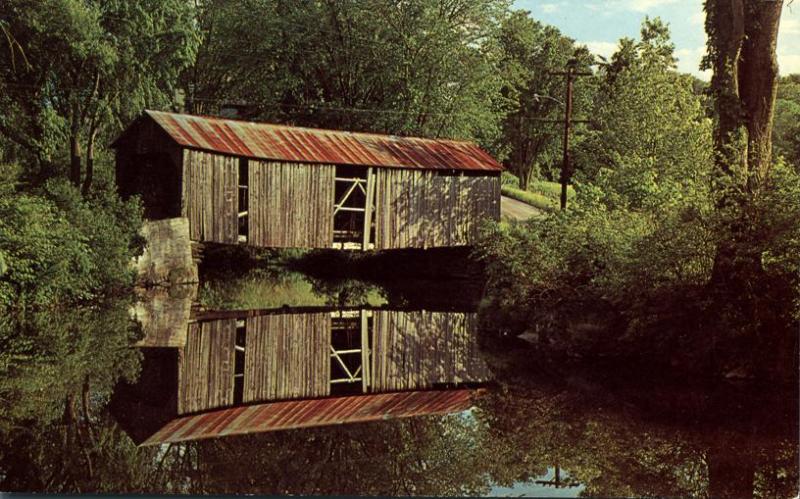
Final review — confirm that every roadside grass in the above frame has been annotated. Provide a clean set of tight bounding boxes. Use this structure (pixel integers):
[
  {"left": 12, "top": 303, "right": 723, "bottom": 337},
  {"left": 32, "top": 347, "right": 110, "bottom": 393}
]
[
  {"left": 501, "top": 172, "right": 576, "bottom": 211},
  {"left": 501, "top": 185, "right": 556, "bottom": 211},
  {"left": 532, "top": 180, "right": 575, "bottom": 200}
]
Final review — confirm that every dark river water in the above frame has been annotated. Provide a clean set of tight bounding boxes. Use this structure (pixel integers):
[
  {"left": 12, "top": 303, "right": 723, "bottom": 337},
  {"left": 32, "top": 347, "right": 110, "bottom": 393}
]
[{"left": 0, "top": 267, "right": 797, "bottom": 497}]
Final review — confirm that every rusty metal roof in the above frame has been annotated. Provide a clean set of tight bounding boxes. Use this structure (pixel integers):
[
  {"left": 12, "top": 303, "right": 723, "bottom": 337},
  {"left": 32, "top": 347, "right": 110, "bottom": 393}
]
[
  {"left": 124, "top": 110, "right": 502, "bottom": 172},
  {"left": 141, "top": 389, "right": 476, "bottom": 446}
]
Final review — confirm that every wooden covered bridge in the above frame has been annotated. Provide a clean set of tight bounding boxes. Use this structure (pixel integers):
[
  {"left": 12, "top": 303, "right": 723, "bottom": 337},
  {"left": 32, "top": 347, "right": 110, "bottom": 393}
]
[
  {"left": 118, "top": 307, "right": 491, "bottom": 445},
  {"left": 113, "top": 111, "right": 502, "bottom": 250}
]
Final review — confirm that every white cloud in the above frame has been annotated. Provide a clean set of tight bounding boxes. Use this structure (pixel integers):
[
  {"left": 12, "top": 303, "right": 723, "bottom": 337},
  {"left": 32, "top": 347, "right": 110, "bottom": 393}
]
[
  {"left": 689, "top": 10, "right": 705, "bottom": 26},
  {"left": 625, "top": 0, "right": 681, "bottom": 13},
  {"left": 779, "top": 4, "right": 800, "bottom": 75},
  {"left": 675, "top": 45, "right": 710, "bottom": 79},
  {"left": 582, "top": 40, "right": 619, "bottom": 60},
  {"left": 781, "top": 17, "right": 800, "bottom": 35},
  {"left": 540, "top": 3, "right": 560, "bottom": 13},
  {"left": 586, "top": 0, "right": 682, "bottom": 13},
  {"left": 779, "top": 54, "right": 800, "bottom": 75}
]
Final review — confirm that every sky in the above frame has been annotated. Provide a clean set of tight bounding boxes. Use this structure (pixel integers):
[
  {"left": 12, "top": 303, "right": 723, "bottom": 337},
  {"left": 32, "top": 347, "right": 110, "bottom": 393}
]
[{"left": 512, "top": 0, "right": 800, "bottom": 79}]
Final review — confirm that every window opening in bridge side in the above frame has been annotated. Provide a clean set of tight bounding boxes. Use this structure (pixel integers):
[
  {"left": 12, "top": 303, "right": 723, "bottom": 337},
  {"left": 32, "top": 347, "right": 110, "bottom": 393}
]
[
  {"left": 333, "top": 165, "right": 375, "bottom": 250},
  {"left": 238, "top": 158, "right": 249, "bottom": 243},
  {"left": 329, "top": 310, "right": 372, "bottom": 396},
  {"left": 233, "top": 319, "right": 246, "bottom": 404}
]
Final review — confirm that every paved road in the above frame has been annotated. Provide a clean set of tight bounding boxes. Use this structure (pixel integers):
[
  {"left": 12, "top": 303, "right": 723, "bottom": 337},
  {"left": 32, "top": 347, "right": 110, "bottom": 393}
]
[{"left": 500, "top": 195, "right": 543, "bottom": 221}]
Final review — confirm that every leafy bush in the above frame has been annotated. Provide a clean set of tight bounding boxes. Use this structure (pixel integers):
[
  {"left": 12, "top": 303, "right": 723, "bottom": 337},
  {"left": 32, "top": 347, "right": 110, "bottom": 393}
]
[
  {"left": 0, "top": 168, "right": 143, "bottom": 309},
  {"left": 501, "top": 171, "right": 520, "bottom": 188}
]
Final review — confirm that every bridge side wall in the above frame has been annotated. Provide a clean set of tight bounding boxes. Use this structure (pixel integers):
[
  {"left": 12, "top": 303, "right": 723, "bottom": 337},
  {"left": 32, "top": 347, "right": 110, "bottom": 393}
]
[
  {"left": 373, "top": 169, "right": 500, "bottom": 249},
  {"left": 179, "top": 148, "right": 499, "bottom": 249},
  {"left": 371, "top": 311, "right": 491, "bottom": 392},
  {"left": 243, "top": 313, "right": 331, "bottom": 403},
  {"left": 182, "top": 150, "right": 239, "bottom": 244},
  {"left": 248, "top": 160, "right": 335, "bottom": 248},
  {"left": 178, "top": 319, "right": 237, "bottom": 415}
]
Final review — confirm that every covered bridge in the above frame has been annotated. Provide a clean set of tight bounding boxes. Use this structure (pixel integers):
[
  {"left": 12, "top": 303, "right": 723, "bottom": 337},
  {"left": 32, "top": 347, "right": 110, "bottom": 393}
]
[
  {"left": 114, "top": 307, "right": 491, "bottom": 445},
  {"left": 113, "top": 110, "right": 502, "bottom": 250}
]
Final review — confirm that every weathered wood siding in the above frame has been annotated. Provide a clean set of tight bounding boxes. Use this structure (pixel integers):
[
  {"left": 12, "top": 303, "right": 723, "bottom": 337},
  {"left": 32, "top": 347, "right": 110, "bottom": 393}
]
[
  {"left": 373, "top": 170, "right": 500, "bottom": 249},
  {"left": 248, "top": 161, "right": 335, "bottom": 248},
  {"left": 371, "top": 310, "right": 491, "bottom": 392},
  {"left": 243, "top": 313, "right": 331, "bottom": 402},
  {"left": 182, "top": 150, "right": 238, "bottom": 244},
  {"left": 178, "top": 320, "right": 236, "bottom": 414}
]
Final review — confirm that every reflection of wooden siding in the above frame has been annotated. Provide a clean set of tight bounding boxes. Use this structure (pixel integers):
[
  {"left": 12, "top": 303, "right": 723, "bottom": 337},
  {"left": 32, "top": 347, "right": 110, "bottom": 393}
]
[
  {"left": 182, "top": 150, "right": 238, "bottom": 243},
  {"left": 178, "top": 320, "right": 236, "bottom": 414},
  {"left": 248, "top": 161, "right": 335, "bottom": 248},
  {"left": 373, "top": 170, "right": 500, "bottom": 249},
  {"left": 371, "top": 311, "right": 490, "bottom": 392},
  {"left": 244, "top": 313, "right": 331, "bottom": 402}
]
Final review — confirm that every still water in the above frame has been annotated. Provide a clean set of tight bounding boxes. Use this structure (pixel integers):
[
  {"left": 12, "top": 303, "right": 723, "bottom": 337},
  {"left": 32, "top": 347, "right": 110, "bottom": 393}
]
[{"left": 0, "top": 268, "right": 796, "bottom": 496}]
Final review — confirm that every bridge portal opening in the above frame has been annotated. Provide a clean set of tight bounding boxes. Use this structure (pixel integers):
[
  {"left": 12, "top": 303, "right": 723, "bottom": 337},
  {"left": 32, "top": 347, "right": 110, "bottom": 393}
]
[
  {"left": 330, "top": 310, "right": 372, "bottom": 396},
  {"left": 333, "top": 165, "right": 375, "bottom": 250}
]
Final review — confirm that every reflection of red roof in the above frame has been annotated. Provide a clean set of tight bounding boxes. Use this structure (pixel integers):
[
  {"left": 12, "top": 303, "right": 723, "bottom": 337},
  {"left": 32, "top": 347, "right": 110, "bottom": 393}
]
[
  {"left": 128, "top": 110, "right": 502, "bottom": 172},
  {"left": 142, "top": 389, "right": 475, "bottom": 446}
]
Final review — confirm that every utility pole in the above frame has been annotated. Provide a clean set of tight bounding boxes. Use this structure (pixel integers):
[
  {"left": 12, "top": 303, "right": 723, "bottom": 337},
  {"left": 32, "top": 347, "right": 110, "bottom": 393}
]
[{"left": 550, "top": 62, "right": 591, "bottom": 210}]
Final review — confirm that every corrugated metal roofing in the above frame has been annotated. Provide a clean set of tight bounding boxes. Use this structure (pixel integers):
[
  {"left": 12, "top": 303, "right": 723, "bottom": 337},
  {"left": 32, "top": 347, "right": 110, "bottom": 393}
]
[
  {"left": 141, "top": 389, "right": 475, "bottom": 446},
  {"left": 130, "top": 110, "right": 502, "bottom": 172}
]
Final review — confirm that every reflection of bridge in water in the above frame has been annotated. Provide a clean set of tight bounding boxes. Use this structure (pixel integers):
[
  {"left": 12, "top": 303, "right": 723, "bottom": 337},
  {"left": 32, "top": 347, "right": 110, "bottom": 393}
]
[{"left": 116, "top": 306, "right": 491, "bottom": 446}]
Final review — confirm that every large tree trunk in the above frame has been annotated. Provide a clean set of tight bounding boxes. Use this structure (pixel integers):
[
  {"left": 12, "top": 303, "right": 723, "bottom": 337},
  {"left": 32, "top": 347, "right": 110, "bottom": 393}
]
[{"left": 705, "top": 0, "right": 783, "bottom": 285}]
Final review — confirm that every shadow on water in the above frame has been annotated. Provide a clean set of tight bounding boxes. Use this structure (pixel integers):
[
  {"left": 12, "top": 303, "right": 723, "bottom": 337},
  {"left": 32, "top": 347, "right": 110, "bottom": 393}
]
[{"left": 0, "top": 271, "right": 796, "bottom": 496}]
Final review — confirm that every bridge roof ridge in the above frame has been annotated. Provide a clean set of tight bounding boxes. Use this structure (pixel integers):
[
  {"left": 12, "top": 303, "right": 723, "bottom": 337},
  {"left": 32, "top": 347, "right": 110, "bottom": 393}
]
[{"left": 116, "top": 109, "right": 503, "bottom": 172}]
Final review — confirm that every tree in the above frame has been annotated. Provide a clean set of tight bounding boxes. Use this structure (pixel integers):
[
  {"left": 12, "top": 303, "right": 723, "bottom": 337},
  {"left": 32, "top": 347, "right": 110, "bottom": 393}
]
[
  {"left": 0, "top": 0, "right": 198, "bottom": 191},
  {"left": 184, "top": 0, "right": 507, "bottom": 147},
  {"left": 574, "top": 19, "right": 713, "bottom": 211},
  {"left": 773, "top": 75, "right": 800, "bottom": 168},
  {"left": 703, "top": 0, "right": 784, "bottom": 284},
  {"left": 495, "top": 11, "right": 592, "bottom": 189}
]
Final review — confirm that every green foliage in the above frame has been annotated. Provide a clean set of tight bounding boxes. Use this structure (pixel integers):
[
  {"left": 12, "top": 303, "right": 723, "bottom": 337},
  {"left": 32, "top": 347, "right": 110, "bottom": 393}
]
[
  {"left": 477, "top": 18, "right": 799, "bottom": 376},
  {"left": 0, "top": 0, "right": 198, "bottom": 182},
  {"left": 500, "top": 170, "right": 520, "bottom": 188},
  {"left": 0, "top": 183, "right": 94, "bottom": 307},
  {"left": 774, "top": 75, "right": 800, "bottom": 169},
  {"left": 186, "top": 0, "right": 507, "bottom": 150},
  {"left": 492, "top": 16, "right": 715, "bottom": 294},
  {"left": 494, "top": 10, "right": 594, "bottom": 187},
  {"left": 0, "top": 304, "right": 141, "bottom": 428},
  {"left": 500, "top": 173, "right": 574, "bottom": 210},
  {"left": 532, "top": 179, "right": 574, "bottom": 200},
  {"left": 575, "top": 27, "right": 713, "bottom": 210},
  {"left": 0, "top": 168, "right": 142, "bottom": 309}
]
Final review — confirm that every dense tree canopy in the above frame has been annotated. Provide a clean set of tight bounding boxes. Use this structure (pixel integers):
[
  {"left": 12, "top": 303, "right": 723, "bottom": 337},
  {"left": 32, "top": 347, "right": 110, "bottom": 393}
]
[
  {"left": 494, "top": 11, "right": 593, "bottom": 188},
  {"left": 0, "top": 0, "right": 197, "bottom": 189},
  {"left": 774, "top": 74, "right": 800, "bottom": 168},
  {"left": 186, "top": 0, "right": 508, "bottom": 146}
]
